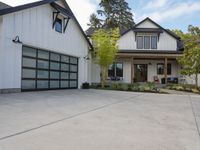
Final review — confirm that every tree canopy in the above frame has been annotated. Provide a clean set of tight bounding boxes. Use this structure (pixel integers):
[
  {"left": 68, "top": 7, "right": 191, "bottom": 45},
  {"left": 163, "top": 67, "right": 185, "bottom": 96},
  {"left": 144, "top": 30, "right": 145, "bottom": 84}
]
[
  {"left": 88, "top": 0, "right": 134, "bottom": 29},
  {"left": 173, "top": 25, "right": 200, "bottom": 87},
  {"left": 92, "top": 28, "right": 120, "bottom": 87}
]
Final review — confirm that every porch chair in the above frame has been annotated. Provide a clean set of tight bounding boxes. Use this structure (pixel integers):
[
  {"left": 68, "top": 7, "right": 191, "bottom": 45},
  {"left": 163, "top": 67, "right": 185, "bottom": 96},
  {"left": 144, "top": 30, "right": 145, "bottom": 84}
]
[{"left": 153, "top": 76, "right": 160, "bottom": 83}]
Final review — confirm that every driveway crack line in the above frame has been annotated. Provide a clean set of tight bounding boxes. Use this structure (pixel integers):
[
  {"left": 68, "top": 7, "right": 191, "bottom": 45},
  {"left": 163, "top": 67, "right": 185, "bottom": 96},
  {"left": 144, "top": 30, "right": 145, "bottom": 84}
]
[{"left": 188, "top": 95, "right": 200, "bottom": 138}]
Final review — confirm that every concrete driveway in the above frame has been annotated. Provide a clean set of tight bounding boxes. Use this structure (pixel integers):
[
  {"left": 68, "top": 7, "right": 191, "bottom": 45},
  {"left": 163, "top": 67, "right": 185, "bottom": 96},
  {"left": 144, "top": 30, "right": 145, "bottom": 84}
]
[{"left": 0, "top": 90, "right": 199, "bottom": 150}]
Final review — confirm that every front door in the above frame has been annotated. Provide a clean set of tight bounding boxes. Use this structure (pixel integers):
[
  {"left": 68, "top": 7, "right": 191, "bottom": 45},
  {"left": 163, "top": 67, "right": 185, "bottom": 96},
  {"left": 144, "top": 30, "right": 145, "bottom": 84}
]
[{"left": 134, "top": 64, "right": 148, "bottom": 82}]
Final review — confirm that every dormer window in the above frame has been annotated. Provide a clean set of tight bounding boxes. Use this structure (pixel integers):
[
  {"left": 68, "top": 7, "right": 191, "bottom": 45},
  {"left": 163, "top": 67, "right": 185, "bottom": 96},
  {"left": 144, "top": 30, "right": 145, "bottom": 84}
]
[
  {"left": 136, "top": 35, "right": 158, "bottom": 49},
  {"left": 55, "top": 18, "right": 62, "bottom": 33},
  {"left": 144, "top": 36, "right": 150, "bottom": 49},
  {"left": 151, "top": 36, "right": 157, "bottom": 49}
]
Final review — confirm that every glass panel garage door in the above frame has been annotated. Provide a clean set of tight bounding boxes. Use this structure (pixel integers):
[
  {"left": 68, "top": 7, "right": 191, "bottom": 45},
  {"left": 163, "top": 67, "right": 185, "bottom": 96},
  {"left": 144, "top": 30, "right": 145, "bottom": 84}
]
[{"left": 21, "top": 46, "right": 78, "bottom": 91}]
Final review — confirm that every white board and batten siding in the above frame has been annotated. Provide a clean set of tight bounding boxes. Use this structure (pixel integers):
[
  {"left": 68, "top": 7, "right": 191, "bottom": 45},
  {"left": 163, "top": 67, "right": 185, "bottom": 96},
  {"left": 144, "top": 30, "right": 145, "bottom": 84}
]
[
  {"left": 0, "top": 3, "right": 90, "bottom": 90},
  {"left": 119, "top": 19, "right": 178, "bottom": 51}
]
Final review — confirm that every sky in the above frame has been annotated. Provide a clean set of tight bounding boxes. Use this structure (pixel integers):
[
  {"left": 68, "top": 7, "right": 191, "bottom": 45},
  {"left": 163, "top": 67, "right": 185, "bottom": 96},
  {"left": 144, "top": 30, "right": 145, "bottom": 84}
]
[{"left": 1, "top": 0, "right": 200, "bottom": 32}]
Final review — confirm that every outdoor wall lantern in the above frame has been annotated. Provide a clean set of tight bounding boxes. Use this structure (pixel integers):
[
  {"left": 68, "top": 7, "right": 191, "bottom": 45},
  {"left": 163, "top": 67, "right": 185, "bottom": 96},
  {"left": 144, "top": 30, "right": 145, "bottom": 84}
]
[
  {"left": 84, "top": 55, "right": 90, "bottom": 60},
  {"left": 12, "top": 36, "right": 22, "bottom": 44}
]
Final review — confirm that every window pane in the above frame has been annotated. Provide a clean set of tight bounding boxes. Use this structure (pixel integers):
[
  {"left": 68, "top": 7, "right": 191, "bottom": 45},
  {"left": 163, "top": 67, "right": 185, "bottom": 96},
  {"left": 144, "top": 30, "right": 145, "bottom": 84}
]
[
  {"left": 116, "top": 63, "right": 123, "bottom": 77},
  {"left": 22, "top": 80, "right": 35, "bottom": 89},
  {"left": 23, "top": 47, "right": 36, "bottom": 57},
  {"left": 137, "top": 36, "right": 143, "bottom": 49},
  {"left": 22, "top": 69, "right": 36, "bottom": 78},
  {"left": 38, "top": 60, "right": 49, "bottom": 69},
  {"left": 70, "top": 81, "right": 77, "bottom": 88},
  {"left": 157, "top": 64, "right": 164, "bottom": 75},
  {"left": 38, "top": 50, "right": 49, "bottom": 59},
  {"left": 22, "top": 58, "right": 36, "bottom": 68},
  {"left": 50, "top": 80, "right": 59, "bottom": 88},
  {"left": 151, "top": 36, "right": 157, "bottom": 49},
  {"left": 37, "top": 70, "right": 49, "bottom": 79},
  {"left": 61, "top": 55, "right": 69, "bottom": 63},
  {"left": 144, "top": 36, "right": 150, "bottom": 49},
  {"left": 50, "top": 62, "right": 60, "bottom": 70},
  {"left": 61, "top": 63, "right": 69, "bottom": 71},
  {"left": 70, "top": 65, "right": 77, "bottom": 72},
  {"left": 108, "top": 64, "right": 115, "bottom": 77},
  {"left": 37, "top": 80, "right": 48, "bottom": 89},
  {"left": 167, "top": 64, "right": 171, "bottom": 75},
  {"left": 70, "top": 73, "right": 77, "bottom": 79},
  {"left": 50, "top": 53, "right": 60, "bottom": 61},
  {"left": 50, "top": 71, "right": 60, "bottom": 79},
  {"left": 61, "top": 81, "right": 69, "bottom": 88},
  {"left": 70, "top": 57, "right": 78, "bottom": 64},
  {"left": 55, "top": 18, "right": 62, "bottom": 33},
  {"left": 61, "top": 72, "right": 69, "bottom": 79}
]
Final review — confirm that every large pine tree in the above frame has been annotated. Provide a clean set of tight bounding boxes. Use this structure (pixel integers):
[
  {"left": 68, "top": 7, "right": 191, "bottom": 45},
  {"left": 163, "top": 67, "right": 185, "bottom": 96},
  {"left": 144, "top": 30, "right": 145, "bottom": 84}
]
[{"left": 88, "top": 0, "right": 134, "bottom": 29}]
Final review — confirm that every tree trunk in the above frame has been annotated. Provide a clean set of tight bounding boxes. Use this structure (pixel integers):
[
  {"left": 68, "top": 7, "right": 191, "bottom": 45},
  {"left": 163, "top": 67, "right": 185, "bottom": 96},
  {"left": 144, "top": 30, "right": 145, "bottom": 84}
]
[{"left": 195, "top": 73, "right": 198, "bottom": 88}]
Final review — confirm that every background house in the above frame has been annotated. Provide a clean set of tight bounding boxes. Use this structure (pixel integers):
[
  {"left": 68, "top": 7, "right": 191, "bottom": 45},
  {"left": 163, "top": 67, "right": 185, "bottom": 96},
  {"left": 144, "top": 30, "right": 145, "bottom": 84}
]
[
  {"left": 88, "top": 18, "right": 196, "bottom": 85},
  {"left": 0, "top": 0, "right": 92, "bottom": 93}
]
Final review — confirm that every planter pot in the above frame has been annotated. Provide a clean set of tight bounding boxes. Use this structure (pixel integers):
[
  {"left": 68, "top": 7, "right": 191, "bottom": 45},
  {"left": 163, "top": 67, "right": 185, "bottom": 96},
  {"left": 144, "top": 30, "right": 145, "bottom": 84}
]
[{"left": 82, "top": 83, "right": 90, "bottom": 89}]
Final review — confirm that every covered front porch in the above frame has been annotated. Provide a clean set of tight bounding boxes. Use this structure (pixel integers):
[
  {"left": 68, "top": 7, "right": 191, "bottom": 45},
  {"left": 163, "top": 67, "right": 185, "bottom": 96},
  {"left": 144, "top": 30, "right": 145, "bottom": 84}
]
[{"left": 117, "top": 51, "right": 183, "bottom": 84}]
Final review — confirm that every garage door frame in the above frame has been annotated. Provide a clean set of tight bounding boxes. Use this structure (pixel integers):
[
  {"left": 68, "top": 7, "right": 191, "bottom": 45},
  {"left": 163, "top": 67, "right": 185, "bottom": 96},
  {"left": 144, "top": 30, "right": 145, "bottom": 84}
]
[{"left": 21, "top": 45, "right": 79, "bottom": 91}]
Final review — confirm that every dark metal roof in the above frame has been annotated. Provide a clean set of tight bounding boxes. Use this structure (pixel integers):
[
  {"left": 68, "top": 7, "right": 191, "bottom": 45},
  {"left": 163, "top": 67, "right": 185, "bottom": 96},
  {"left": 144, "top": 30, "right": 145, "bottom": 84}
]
[
  {"left": 118, "top": 50, "right": 183, "bottom": 54},
  {"left": 50, "top": 2, "right": 73, "bottom": 18},
  {"left": 0, "top": 2, "right": 11, "bottom": 10},
  {"left": 0, "top": 0, "right": 57, "bottom": 16},
  {"left": 0, "top": 0, "right": 92, "bottom": 49}
]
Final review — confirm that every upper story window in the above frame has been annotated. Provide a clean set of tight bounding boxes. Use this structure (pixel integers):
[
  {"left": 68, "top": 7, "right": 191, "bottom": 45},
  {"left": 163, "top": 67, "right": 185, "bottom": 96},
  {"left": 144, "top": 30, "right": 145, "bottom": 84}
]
[
  {"left": 144, "top": 36, "right": 150, "bottom": 49},
  {"left": 137, "top": 36, "right": 143, "bottom": 49},
  {"left": 55, "top": 18, "right": 62, "bottom": 33},
  {"left": 151, "top": 36, "right": 157, "bottom": 49},
  {"left": 137, "top": 35, "right": 158, "bottom": 49}
]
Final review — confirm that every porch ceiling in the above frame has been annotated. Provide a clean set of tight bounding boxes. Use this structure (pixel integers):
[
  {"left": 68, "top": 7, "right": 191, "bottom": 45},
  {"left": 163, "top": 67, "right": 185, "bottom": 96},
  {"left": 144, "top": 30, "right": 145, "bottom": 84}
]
[{"left": 117, "top": 50, "right": 183, "bottom": 59}]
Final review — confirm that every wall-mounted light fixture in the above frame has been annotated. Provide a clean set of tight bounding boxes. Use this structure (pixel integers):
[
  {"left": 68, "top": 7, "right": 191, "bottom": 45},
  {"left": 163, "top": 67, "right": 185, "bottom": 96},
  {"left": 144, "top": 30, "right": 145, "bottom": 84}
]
[
  {"left": 84, "top": 55, "right": 90, "bottom": 60},
  {"left": 12, "top": 36, "right": 22, "bottom": 44}
]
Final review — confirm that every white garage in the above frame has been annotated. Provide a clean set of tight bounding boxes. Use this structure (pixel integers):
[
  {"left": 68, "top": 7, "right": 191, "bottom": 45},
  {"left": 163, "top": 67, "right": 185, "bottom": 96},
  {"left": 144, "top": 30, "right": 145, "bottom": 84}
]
[{"left": 0, "top": 0, "right": 92, "bottom": 93}]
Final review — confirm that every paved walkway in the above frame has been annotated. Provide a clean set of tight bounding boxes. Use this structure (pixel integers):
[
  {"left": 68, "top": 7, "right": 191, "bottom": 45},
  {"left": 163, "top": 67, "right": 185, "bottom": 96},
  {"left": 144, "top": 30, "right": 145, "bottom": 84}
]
[{"left": 0, "top": 90, "right": 199, "bottom": 150}]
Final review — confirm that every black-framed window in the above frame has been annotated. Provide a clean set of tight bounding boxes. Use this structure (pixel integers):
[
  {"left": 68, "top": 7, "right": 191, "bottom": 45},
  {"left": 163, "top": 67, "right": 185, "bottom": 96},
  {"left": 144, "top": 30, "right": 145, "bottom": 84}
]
[
  {"left": 108, "top": 62, "right": 123, "bottom": 78},
  {"left": 137, "top": 36, "right": 143, "bottom": 49},
  {"left": 157, "top": 63, "right": 171, "bottom": 75},
  {"left": 137, "top": 36, "right": 158, "bottom": 49},
  {"left": 151, "top": 36, "right": 157, "bottom": 49},
  {"left": 144, "top": 36, "right": 150, "bottom": 49},
  {"left": 55, "top": 18, "right": 62, "bottom": 33},
  {"left": 22, "top": 46, "right": 78, "bottom": 91}
]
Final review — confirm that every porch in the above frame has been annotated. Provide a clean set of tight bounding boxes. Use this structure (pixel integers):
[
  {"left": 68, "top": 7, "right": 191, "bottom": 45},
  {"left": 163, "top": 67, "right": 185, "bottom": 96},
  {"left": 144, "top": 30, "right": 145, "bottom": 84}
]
[{"left": 116, "top": 51, "right": 183, "bottom": 84}]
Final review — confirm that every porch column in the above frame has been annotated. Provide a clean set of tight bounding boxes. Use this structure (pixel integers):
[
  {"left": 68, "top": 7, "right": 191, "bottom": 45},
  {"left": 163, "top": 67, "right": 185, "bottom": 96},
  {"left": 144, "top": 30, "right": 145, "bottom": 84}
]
[
  {"left": 131, "top": 57, "right": 134, "bottom": 84},
  {"left": 164, "top": 57, "right": 168, "bottom": 84}
]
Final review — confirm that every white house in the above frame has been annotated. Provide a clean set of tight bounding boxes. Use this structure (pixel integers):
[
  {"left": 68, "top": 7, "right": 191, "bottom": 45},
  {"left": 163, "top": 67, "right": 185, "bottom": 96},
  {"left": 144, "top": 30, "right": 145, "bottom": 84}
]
[
  {"left": 0, "top": 0, "right": 92, "bottom": 93},
  {"left": 88, "top": 18, "right": 200, "bottom": 85}
]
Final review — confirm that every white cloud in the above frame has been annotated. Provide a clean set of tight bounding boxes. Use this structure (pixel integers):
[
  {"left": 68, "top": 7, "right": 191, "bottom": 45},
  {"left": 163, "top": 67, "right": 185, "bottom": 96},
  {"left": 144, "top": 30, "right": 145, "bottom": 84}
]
[
  {"left": 1, "top": 0, "right": 97, "bottom": 30},
  {"left": 139, "top": 1, "right": 200, "bottom": 23},
  {"left": 144, "top": 0, "right": 168, "bottom": 9}
]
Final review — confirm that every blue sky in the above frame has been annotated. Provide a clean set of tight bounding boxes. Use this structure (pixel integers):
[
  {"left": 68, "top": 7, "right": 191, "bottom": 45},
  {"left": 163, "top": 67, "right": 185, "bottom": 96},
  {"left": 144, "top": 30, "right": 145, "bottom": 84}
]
[{"left": 1, "top": 0, "right": 200, "bottom": 31}]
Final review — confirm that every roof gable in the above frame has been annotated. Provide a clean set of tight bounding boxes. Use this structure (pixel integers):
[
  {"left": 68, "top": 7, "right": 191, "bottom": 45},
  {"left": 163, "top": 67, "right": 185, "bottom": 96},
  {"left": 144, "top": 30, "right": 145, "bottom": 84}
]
[
  {"left": 121, "top": 17, "right": 181, "bottom": 40},
  {"left": 0, "top": 0, "right": 92, "bottom": 49}
]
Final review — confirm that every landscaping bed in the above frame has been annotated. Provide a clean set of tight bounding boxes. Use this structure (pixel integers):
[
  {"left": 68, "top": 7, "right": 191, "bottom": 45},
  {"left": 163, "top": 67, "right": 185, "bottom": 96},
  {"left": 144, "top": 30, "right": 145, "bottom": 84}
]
[
  {"left": 165, "top": 84, "right": 200, "bottom": 94},
  {"left": 90, "top": 82, "right": 167, "bottom": 94}
]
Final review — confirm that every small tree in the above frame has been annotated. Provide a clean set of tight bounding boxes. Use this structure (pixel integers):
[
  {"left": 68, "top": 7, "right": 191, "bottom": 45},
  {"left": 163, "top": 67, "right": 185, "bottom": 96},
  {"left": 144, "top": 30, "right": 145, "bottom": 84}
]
[
  {"left": 92, "top": 28, "right": 120, "bottom": 88},
  {"left": 173, "top": 25, "right": 200, "bottom": 87}
]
